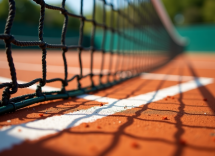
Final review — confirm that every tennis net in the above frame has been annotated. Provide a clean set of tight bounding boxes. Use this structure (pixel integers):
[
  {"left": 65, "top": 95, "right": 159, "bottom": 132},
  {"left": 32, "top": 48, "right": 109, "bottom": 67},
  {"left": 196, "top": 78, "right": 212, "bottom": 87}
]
[{"left": 0, "top": 0, "right": 185, "bottom": 114}]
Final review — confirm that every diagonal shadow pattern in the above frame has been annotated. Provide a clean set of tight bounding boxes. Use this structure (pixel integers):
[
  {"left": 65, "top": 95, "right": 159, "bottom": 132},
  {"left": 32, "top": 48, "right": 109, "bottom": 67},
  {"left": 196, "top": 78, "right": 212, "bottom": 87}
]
[{"left": 1, "top": 56, "right": 215, "bottom": 155}]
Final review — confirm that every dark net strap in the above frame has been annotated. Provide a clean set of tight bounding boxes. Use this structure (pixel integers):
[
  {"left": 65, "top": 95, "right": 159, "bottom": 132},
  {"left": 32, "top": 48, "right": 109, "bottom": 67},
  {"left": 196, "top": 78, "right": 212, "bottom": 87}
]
[{"left": 0, "top": 0, "right": 183, "bottom": 108}]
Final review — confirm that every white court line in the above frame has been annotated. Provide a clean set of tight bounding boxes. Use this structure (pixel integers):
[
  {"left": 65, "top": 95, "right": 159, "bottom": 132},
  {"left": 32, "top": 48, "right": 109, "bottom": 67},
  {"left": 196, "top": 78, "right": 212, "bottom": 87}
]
[
  {"left": 140, "top": 73, "right": 210, "bottom": 81},
  {"left": 0, "top": 61, "right": 109, "bottom": 75},
  {"left": 0, "top": 75, "right": 213, "bottom": 152},
  {"left": 0, "top": 77, "right": 60, "bottom": 92},
  {"left": 172, "top": 60, "right": 215, "bottom": 69}
]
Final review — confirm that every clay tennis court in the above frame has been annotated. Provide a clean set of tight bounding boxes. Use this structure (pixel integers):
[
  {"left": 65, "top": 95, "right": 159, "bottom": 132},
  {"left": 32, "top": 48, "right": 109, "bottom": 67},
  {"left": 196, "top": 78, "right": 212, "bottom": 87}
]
[
  {"left": 0, "top": 51, "right": 214, "bottom": 156},
  {"left": 0, "top": 0, "right": 215, "bottom": 155}
]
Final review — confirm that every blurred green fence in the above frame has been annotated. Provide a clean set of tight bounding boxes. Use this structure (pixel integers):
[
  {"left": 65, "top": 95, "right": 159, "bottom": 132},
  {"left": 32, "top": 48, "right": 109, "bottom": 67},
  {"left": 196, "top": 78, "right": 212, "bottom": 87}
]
[
  {"left": 1, "top": 21, "right": 214, "bottom": 52},
  {"left": 0, "top": 21, "right": 90, "bottom": 49},
  {"left": 93, "top": 28, "right": 170, "bottom": 52},
  {"left": 177, "top": 25, "right": 215, "bottom": 52}
]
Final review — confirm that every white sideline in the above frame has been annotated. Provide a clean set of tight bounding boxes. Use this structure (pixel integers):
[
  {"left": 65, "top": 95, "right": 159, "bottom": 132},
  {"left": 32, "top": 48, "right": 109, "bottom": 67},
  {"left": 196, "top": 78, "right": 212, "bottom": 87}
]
[
  {"left": 0, "top": 61, "right": 109, "bottom": 75},
  {"left": 0, "top": 77, "right": 60, "bottom": 92},
  {"left": 140, "top": 73, "right": 211, "bottom": 81},
  {"left": 1, "top": 61, "right": 215, "bottom": 73},
  {"left": 0, "top": 75, "right": 213, "bottom": 152}
]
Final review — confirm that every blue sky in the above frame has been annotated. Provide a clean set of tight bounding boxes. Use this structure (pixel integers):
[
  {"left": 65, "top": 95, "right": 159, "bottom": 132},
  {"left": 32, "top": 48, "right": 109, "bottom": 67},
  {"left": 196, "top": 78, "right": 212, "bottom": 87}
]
[
  {"left": 44, "top": 0, "right": 120, "bottom": 14},
  {"left": 0, "top": 0, "right": 126, "bottom": 14},
  {"left": 45, "top": 0, "right": 93, "bottom": 13},
  {"left": 0, "top": 0, "right": 127, "bottom": 14}
]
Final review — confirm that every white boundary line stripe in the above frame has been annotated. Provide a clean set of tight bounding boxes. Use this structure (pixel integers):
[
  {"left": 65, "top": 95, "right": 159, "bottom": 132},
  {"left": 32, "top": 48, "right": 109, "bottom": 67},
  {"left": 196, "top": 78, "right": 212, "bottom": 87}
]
[
  {"left": 0, "top": 61, "right": 109, "bottom": 75},
  {"left": 0, "top": 77, "right": 60, "bottom": 92},
  {"left": 0, "top": 75, "right": 213, "bottom": 152},
  {"left": 140, "top": 73, "right": 211, "bottom": 81},
  {"left": 172, "top": 61, "right": 215, "bottom": 69}
]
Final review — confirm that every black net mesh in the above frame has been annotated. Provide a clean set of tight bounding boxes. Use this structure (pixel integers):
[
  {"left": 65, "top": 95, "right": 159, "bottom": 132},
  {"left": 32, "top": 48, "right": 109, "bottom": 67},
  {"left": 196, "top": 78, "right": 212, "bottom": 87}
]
[{"left": 0, "top": 0, "right": 184, "bottom": 114}]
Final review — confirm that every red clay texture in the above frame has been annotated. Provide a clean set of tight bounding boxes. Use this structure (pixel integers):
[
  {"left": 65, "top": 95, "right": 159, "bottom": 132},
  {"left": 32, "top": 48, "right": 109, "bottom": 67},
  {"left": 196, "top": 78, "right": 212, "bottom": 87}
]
[{"left": 0, "top": 52, "right": 215, "bottom": 156}]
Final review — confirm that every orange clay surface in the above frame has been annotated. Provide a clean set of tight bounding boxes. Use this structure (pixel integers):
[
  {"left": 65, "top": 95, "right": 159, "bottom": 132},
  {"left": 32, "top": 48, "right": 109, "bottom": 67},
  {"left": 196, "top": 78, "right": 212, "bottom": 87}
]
[{"left": 0, "top": 51, "right": 215, "bottom": 156}]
